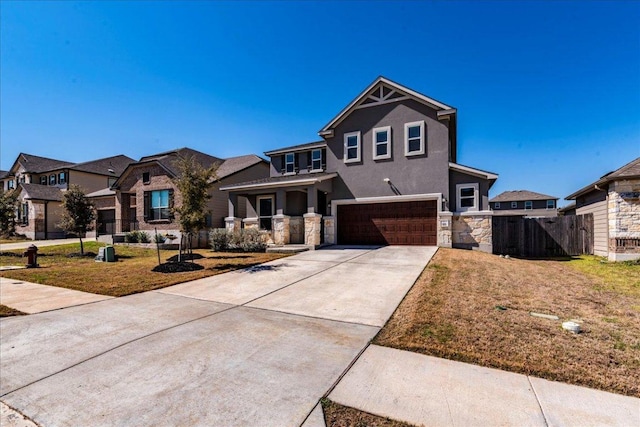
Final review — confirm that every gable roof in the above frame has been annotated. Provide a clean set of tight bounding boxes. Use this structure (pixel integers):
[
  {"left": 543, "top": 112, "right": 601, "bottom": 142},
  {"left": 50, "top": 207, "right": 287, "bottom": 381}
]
[
  {"left": 319, "top": 76, "right": 455, "bottom": 137},
  {"left": 10, "top": 153, "right": 74, "bottom": 174},
  {"left": 264, "top": 141, "right": 327, "bottom": 156},
  {"left": 490, "top": 190, "right": 558, "bottom": 203},
  {"left": 566, "top": 157, "right": 640, "bottom": 200},
  {"left": 217, "top": 154, "right": 266, "bottom": 179},
  {"left": 114, "top": 148, "right": 264, "bottom": 189},
  {"left": 18, "top": 183, "right": 63, "bottom": 202},
  {"left": 69, "top": 155, "right": 134, "bottom": 176},
  {"left": 0, "top": 170, "right": 8, "bottom": 179}
]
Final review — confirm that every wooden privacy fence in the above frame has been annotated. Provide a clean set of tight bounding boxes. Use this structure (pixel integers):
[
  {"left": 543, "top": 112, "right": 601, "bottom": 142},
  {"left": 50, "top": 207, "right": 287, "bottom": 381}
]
[{"left": 492, "top": 214, "right": 593, "bottom": 258}]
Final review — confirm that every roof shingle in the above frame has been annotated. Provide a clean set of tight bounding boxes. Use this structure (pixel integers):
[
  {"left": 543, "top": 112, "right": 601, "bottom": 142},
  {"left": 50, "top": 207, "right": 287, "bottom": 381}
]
[{"left": 490, "top": 190, "right": 558, "bottom": 202}]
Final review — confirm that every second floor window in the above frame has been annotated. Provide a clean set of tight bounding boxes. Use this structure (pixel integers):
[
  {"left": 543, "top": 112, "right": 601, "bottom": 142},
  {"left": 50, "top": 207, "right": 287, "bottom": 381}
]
[
  {"left": 311, "top": 149, "right": 323, "bottom": 171},
  {"left": 494, "top": 202, "right": 501, "bottom": 209},
  {"left": 142, "top": 172, "right": 150, "bottom": 184},
  {"left": 546, "top": 200, "right": 555, "bottom": 209},
  {"left": 373, "top": 126, "right": 391, "bottom": 160},
  {"left": 525, "top": 201, "right": 533, "bottom": 210},
  {"left": 49, "top": 174, "right": 56, "bottom": 185},
  {"left": 405, "top": 121, "right": 425, "bottom": 156},
  {"left": 58, "top": 172, "right": 66, "bottom": 184},
  {"left": 511, "top": 201, "right": 518, "bottom": 208},
  {"left": 8, "top": 180, "right": 14, "bottom": 189},
  {"left": 40, "top": 176, "right": 48, "bottom": 185},
  {"left": 285, "top": 153, "right": 295, "bottom": 174},
  {"left": 344, "top": 131, "right": 361, "bottom": 163}
]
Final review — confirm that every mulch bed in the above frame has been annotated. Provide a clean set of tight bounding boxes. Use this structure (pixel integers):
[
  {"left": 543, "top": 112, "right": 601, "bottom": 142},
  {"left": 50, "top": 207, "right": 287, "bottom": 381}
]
[{"left": 152, "top": 262, "right": 205, "bottom": 273}]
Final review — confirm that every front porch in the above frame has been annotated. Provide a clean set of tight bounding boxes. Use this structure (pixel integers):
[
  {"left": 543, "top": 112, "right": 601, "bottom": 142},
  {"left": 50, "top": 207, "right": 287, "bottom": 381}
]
[{"left": 221, "top": 173, "right": 336, "bottom": 248}]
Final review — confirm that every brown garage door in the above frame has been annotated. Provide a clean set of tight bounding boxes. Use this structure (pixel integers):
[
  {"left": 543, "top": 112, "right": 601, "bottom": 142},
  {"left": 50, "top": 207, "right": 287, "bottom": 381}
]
[{"left": 337, "top": 200, "right": 437, "bottom": 245}]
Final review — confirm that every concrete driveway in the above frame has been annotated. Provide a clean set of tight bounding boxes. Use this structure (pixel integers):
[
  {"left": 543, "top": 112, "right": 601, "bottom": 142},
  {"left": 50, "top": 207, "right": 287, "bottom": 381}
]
[{"left": 0, "top": 246, "right": 436, "bottom": 426}]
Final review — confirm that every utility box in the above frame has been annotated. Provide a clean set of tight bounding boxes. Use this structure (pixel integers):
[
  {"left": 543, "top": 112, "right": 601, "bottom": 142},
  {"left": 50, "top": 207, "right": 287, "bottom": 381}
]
[
  {"left": 96, "top": 246, "right": 116, "bottom": 262},
  {"left": 104, "top": 246, "right": 115, "bottom": 262},
  {"left": 23, "top": 244, "right": 38, "bottom": 268}
]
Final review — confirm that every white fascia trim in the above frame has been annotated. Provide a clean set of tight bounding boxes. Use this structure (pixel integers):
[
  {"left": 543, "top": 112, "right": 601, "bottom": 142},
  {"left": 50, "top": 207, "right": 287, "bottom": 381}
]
[
  {"left": 220, "top": 173, "right": 337, "bottom": 191},
  {"left": 318, "top": 76, "right": 453, "bottom": 135},
  {"left": 265, "top": 143, "right": 327, "bottom": 156},
  {"left": 449, "top": 162, "right": 498, "bottom": 180}
]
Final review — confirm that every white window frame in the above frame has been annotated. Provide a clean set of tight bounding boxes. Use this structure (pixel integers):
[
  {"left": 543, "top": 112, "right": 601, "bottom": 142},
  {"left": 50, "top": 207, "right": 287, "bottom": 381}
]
[
  {"left": 456, "top": 183, "right": 479, "bottom": 212},
  {"left": 546, "top": 200, "right": 555, "bottom": 209},
  {"left": 511, "top": 201, "right": 518, "bottom": 209},
  {"left": 58, "top": 172, "right": 66, "bottom": 184},
  {"left": 494, "top": 202, "right": 501, "bottom": 209},
  {"left": 344, "top": 131, "right": 361, "bottom": 163},
  {"left": 310, "top": 149, "right": 323, "bottom": 172},
  {"left": 525, "top": 201, "right": 533, "bottom": 210},
  {"left": 404, "top": 121, "right": 425, "bottom": 156},
  {"left": 284, "top": 153, "right": 296, "bottom": 174},
  {"left": 257, "top": 195, "right": 275, "bottom": 230},
  {"left": 372, "top": 126, "right": 392, "bottom": 160},
  {"left": 40, "top": 176, "right": 47, "bottom": 185},
  {"left": 49, "top": 174, "right": 56, "bottom": 185}
]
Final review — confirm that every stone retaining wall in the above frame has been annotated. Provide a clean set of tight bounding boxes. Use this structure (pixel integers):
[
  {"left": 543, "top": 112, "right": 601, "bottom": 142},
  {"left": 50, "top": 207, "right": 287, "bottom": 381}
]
[{"left": 451, "top": 213, "right": 492, "bottom": 253}]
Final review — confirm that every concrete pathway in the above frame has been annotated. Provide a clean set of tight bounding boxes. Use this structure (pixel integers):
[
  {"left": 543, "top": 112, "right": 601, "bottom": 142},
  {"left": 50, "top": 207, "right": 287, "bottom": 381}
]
[
  {"left": 0, "top": 277, "right": 112, "bottom": 314},
  {"left": 0, "top": 246, "right": 435, "bottom": 426},
  {"left": 329, "top": 345, "right": 640, "bottom": 427},
  {"left": 0, "top": 237, "right": 96, "bottom": 252}
]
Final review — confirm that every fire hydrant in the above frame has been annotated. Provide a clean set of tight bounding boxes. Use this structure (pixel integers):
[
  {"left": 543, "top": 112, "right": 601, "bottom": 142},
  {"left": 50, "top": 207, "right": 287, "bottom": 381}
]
[{"left": 23, "top": 244, "right": 39, "bottom": 268}]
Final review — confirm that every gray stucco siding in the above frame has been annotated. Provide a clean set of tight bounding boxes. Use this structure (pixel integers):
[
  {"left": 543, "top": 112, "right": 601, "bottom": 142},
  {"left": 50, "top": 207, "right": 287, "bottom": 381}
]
[{"left": 324, "top": 99, "right": 451, "bottom": 200}]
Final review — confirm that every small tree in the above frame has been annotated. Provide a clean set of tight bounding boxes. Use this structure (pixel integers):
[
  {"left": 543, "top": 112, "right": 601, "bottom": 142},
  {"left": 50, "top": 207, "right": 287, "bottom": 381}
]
[
  {"left": 172, "top": 155, "right": 218, "bottom": 261},
  {"left": 0, "top": 190, "right": 19, "bottom": 236},
  {"left": 58, "top": 185, "right": 96, "bottom": 255}
]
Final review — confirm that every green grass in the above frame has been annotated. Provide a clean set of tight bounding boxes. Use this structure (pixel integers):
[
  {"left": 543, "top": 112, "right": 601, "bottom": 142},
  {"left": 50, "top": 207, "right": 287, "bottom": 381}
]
[{"left": 565, "top": 255, "right": 640, "bottom": 297}]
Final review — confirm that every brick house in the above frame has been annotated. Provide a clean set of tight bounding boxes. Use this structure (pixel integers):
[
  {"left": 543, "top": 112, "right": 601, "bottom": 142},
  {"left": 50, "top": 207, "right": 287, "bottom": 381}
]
[
  {"left": 566, "top": 157, "right": 640, "bottom": 261},
  {"left": 109, "top": 147, "right": 268, "bottom": 244}
]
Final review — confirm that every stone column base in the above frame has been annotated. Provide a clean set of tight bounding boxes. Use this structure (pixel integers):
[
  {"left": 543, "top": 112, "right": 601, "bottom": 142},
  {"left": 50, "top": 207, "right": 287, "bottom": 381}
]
[
  {"left": 452, "top": 212, "right": 493, "bottom": 253},
  {"left": 437, "top": 211, "right": 453, "bottom": 248},
  {"left": 323, "top": 216, "right": 335, "bottom": 245},
  {"left": 272, "top": 215, "right": 290, "bottom": 245},
  {"left": 303, "top": 213, "right": 322, "bottom": 246},
  {"left": 225, "top": 217, "right": 242, "bottom": 231},
  {"left": 243, "top": 218, "right": 259, "bottom": 230}
]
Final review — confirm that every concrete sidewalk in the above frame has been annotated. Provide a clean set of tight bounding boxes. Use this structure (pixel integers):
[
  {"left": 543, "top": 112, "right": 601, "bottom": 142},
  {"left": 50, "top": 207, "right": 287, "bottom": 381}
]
[
  {"left": 0, "top": 277, "right": 112, "bottom": 314},
  {"left": 329, "top": 345, "right": 640, "bottom": 427},
  {"left": 0, "top": 237, "right": 96, "bottom": 252}
]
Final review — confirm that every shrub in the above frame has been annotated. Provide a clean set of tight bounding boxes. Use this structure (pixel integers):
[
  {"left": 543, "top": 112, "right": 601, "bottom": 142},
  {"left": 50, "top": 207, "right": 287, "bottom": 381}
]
[
  {"left": 124, "top": 230, "right": 151, "bottom": 243},
  {"left": 209, "top": 228, "right": 267, "bottom": 252},
  {"left": 153, "top": 233, "right": 166, "bottom": 244},
  {"left": 239, "top": 228, "right": 267, "bottom": 252},
  {"left": 210, "top": 228, "right": 229, "bottom": 251}
]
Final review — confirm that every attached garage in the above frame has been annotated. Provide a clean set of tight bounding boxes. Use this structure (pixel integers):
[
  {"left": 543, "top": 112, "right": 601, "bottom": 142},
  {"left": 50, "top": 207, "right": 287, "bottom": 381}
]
[{"left": 337, "top": 200, "right": 437, "bottom": 245}]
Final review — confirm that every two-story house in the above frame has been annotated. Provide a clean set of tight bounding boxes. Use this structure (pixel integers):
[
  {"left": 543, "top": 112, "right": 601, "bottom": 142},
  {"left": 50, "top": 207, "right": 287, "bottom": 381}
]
[
  {"left": 489, "top": 190, "right": 559, "bottom": 217},
  {"left": 5, "top": 153, "right": 134, "bottom": 239},
  {"left": 109, "top": 147, "right": 269, "bottom": 244},
  {"left": 221, "top": 77, "right": 498, "bottom": 251}
]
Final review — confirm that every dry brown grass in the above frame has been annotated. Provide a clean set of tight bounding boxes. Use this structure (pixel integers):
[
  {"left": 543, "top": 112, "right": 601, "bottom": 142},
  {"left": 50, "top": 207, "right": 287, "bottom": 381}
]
[
  {"left": 322, "top": 399, "right": 414, "bottom": 427},
  {"left": 0, "top": 304, "right": 26, "bottom": 317},
  {"left": 0, "top": 242, "right": 287, "bottom": 297},
  {"left": 374, "top": 248, "right": 640, "bottom": 397}
]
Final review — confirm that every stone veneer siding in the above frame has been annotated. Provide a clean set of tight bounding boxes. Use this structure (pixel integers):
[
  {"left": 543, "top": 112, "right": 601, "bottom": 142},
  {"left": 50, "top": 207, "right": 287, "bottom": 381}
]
[
  {"left": 451, "top": 213, "right": 492, "bottom": 253},
  {"left": 304, "top": 213, "right": 322, "bottom": 246},
  {"left": 607, "top": 179, "right": 640, "bottom": 261},
  {"left": 323, "top": 216, "right": 335, "bottom": 245}
]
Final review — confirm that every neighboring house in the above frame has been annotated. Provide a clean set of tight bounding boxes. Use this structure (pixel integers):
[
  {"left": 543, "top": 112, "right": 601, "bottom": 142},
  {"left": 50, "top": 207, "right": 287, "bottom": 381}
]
[
  {"left": 221, "top": 76, "right": 498, "bottom": 251},
  {"left": 558, "top": 203, "right": 576, "bottom": 216},
  {"left": 566, "top": 157, "right": 640, "bottom": 261},
  {"left": 0, "top": 170, "right": 9, "bottom": 192},
  {"left": 109, "top": 147, "right": 268, "bottom": 241},
  {"left": 5, "top": 153, "right": 134, "bottom": 239},
  {"left": 489, "top": 190, "right": 558, "bottom": 217}
]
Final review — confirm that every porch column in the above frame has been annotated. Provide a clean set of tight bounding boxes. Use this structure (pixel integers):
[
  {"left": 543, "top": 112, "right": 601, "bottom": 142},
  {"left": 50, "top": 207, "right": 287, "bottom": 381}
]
[
  {"left": 323, "top": 216, "right": 335, "bottom": 245},
  {"left": 306, "top": 185, "right": 317, "bottom": 214},
  {"left": 276, "top": 189, "right": 286, "bottom": 216},
  {"left": 272, "top": 214, "right": 290, "bottom": 245},
  {"left": 225, "top": 193, "right": 242, "bottom": 231},
  {"left": 304, "top": 213, "right": 322, "bottom": 246}
]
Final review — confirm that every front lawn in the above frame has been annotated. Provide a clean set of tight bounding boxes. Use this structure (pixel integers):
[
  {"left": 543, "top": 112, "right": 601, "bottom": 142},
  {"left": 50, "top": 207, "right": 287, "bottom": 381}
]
[
  {"left": 0, "top": 241, "right": 287, "bottom": 297},
  {"left": 374, "top": 249, "right": 640, "bottom": 397}
]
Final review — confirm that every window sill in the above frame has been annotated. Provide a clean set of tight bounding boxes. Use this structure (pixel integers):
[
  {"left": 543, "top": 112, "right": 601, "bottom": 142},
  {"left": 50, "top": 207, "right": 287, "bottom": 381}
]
[
  {"left": 344, "top": 158, "right": 360, "bottom": 164},
  {"left": 405, "top": 151, "right": 425, "bottom": 157},
  {"left": 373, "top": 156, "right": 392, "bottom": 161},
  {"left": 146, "top": 219, "right": 172, "bottom": 224},
  {"left": 309, "top": 169, "right": 325, "bottom": 173}
]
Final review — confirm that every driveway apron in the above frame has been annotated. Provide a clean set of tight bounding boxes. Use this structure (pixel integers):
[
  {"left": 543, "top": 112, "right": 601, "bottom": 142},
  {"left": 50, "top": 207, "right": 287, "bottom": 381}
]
[{"left": 0, "top": 246, "right": 436, "bottom": 426}]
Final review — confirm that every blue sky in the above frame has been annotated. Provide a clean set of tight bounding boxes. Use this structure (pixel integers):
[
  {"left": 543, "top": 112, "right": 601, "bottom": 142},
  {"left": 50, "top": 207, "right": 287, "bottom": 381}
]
[{"left": 1, "top": 1, "right": 639, "bottom": 204}]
